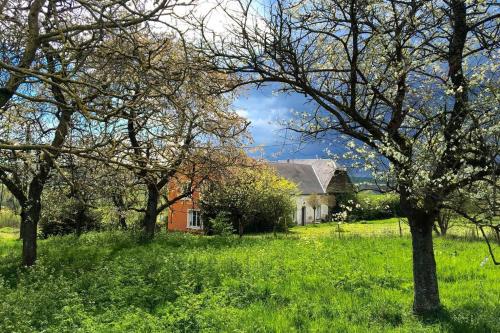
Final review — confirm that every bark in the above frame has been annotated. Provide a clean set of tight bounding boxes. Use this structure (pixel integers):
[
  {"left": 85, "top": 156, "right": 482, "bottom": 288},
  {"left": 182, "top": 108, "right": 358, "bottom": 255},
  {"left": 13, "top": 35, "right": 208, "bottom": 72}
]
[
  {"left": 0, "top": 184, "right": 4, "bottom": 212},
  {"left": 112, "top": 194, "right": 128, "bottom": 229},
  {"left": 21, "top": 181, "right": 44, "bottom": 266},
  {"left": 119, "top": 215, "right": 127, "bottom": 230},
  {"left": 75, "top": 206, "right": 85, "bottom": 236},
  {"left": 408, "top": 209, "right": 441, "bottom": 314},
  {"left": 19, "top": 207, "right": 27, "bottom": 239},
  {"left": 238, "top": 219, "right": 244, "bottom": 238},
  {"left": 0, "top": 0, "right": 46, "bottom": 109},
  {"left": 142, "top": 184, "right": 159, "bottom": 239}
]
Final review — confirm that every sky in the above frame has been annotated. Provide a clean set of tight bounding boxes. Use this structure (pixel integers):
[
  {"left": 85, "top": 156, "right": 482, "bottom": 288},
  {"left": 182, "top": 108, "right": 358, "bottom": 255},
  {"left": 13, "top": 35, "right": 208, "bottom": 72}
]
[
  {"left": 174, "top": 1, "right": 363, "bottom": 174},
  {"left": 186, "top": 2, "right": 349, "bottom": 164},
  {"left": 232, "top": 84, "right": 346, "bottom": 162}
]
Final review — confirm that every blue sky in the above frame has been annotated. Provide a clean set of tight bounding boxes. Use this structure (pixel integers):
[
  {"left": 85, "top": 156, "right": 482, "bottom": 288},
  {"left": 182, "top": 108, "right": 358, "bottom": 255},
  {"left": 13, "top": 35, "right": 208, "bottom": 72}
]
[{"left": 233, "top": 84, "right": 346, "bottom": 162}]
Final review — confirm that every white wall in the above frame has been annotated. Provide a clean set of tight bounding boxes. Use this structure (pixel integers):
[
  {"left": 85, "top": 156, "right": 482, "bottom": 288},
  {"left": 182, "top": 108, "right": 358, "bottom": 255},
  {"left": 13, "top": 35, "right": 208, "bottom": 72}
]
[{"left": 293, "top": 195, "right": 329, "bottom": 225}]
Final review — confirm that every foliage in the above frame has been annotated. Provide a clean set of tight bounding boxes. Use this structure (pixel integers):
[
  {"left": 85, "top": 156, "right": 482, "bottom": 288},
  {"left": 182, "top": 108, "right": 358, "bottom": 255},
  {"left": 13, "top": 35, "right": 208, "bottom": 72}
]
[
  {"left": 208, "top": 212, "right": 234, "bottom": 236},
  {"left": 201, "top": 165, "right": 298, "bottom": 234},
  {"left": 39, "top": 197, "right": 101, "bottom": 238},
  {"left": 0, "top": 209, "right": 19, "bottom": 229},
  {"left": 331, "top": 192, "right": 401, "bottom": 222},
  {"left": 354, "top": 192, "right": 402, "bottom": 221},
  {"left": 0, "top": 223, "right": 498, "bottom": 332}
]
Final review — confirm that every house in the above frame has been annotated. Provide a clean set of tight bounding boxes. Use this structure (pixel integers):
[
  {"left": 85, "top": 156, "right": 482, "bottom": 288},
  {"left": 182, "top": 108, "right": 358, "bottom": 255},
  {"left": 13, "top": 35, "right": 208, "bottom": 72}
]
[
  {"left": 165, "top": 181, "right": 203, "bottom": 232},
  {"left": 272, "top": 159, "right": 352, "bottom": 225},
  {"left": 164, "top": 158, "right": 352, "bottom": 231}
]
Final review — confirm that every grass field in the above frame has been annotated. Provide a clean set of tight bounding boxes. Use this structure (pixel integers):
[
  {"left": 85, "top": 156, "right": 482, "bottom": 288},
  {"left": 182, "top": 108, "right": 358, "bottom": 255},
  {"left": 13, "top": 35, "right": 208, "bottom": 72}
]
[{"left": 0, "top": 220, "right": 499, "bottom": 332}]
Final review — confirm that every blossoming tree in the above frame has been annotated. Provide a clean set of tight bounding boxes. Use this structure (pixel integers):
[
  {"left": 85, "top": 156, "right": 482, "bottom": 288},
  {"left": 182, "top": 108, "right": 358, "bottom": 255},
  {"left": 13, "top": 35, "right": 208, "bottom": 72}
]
[{"left": 197, "top": 0, "right": 499, "bottom": 313}]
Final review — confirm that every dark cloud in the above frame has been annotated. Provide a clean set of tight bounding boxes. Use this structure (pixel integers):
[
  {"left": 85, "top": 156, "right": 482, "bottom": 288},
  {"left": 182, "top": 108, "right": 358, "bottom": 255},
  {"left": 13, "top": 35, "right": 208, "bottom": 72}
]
[{"left": 233, "top": 84, "right": 335, "bottom": 160}]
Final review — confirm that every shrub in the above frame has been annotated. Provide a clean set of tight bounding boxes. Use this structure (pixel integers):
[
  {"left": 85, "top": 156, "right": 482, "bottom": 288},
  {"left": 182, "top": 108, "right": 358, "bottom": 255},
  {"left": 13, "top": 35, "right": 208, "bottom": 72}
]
[
  {"left": 332, "top": 192, "right": 402, "bottom": 221},
  {"left": 40, "top": 198, "right": 101, "bottom": 238},
  {"left": 207, "top": 212, "right": 234, "bottom": 236},
  {"left": 201, "top": 165, "right": 298, "bottom": 234},
  {"left": 352, "top": 192, "right": 402, "bottom": 220}
]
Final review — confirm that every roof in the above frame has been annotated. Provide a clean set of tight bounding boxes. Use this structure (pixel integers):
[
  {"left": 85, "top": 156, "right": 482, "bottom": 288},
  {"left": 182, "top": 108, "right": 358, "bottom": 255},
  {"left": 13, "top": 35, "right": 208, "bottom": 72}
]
[
  {"left": 275, "top": 159, "right": 346, "bottom": 191},
  {"left": 272, "top": 163, "right": 324, "bottom": 194}
]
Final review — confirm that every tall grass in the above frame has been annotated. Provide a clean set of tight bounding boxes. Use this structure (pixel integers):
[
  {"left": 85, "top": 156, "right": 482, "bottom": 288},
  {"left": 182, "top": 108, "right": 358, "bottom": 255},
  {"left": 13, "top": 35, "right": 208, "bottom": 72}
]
[
  {"left": 0, "top": 226, "right": 498, "bottom": 332},
  {"left": 0, "top": 209, "right": 19, "bottom": 228}
]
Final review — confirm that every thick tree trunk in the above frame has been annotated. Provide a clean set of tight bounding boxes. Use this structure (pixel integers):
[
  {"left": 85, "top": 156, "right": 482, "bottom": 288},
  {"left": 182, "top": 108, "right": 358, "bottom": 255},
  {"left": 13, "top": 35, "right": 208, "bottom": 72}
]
[
  {"left": 408, "top": 211, "right": 441, "bottom": 314},
  {"left": 21, "top": 199, "right": 42, "bottom": 266},
  {"left": 143, "top": 184, "right": 159, "bottom": 239}
]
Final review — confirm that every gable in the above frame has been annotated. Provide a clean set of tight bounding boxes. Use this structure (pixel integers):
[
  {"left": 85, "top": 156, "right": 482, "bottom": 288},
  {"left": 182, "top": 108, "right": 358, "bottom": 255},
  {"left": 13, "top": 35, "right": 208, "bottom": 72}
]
[
  {"left": 272, "top": 163, "right": 324, "bottom": 194},
  {"left": 326, "top": 170, "right": 353, "bottom": 193}
]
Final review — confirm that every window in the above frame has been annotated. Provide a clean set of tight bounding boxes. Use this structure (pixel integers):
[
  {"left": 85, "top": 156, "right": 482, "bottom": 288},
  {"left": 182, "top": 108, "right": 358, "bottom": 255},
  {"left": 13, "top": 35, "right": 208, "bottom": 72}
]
[{"left": 188, "top": 210, "right": 202, "bottom": 229}]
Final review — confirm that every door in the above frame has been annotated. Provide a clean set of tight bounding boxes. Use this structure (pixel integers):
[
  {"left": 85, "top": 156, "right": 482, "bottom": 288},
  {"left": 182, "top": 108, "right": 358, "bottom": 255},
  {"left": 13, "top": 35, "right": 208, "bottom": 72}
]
[{"left": 301, "top": 206, "right": 306, "bottom": 226}]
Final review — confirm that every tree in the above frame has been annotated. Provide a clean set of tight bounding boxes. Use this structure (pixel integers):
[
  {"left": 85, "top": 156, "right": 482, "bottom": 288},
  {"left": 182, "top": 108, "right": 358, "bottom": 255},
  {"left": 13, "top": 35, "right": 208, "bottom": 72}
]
[
  {"left": 445, "top": 179, "right": 500, "bottom": 263},
  {"left": 197, "top": 0, "right": 500, "bottom": 313},
  {"left": 256, "top": 168, "right": 299, "bottom": 234},
  {"left": 0, "top": 0, "right": 188, "bottom": 266},
  {"left": 320, "top": 195, "right": 336, "bottom": 221},
  {"left": 201, "top": 163, "right": 298, "bottom": 236},
  {"left": 88, "top": 33, "right": 249, "bottom": 239},
  {"left": 306, "top": 193, "right": 321, "bottom": 222},
  {"left": 201, "top": 163, "right": 258, "bottom": 237}
]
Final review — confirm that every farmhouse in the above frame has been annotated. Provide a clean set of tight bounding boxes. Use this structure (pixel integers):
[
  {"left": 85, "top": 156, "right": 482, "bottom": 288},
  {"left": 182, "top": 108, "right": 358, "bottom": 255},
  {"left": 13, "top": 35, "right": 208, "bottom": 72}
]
[
  {"left": 272, "top": 159, "right": 352, "bottom": 225},
  {"left": 165, "top": 180, "right": 203, "bottom": 232},
  {"left": 165, "top": 158, "right": 352, "bottom": 231}
]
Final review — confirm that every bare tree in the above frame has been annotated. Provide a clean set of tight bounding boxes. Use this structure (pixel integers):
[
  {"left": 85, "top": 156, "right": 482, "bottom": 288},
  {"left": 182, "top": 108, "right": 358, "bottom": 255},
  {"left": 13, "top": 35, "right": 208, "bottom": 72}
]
[
  {"left": 86, "top": 33, "right": 250, "bottom": 239},
  {"left": 0, "top": 0, "right": 190, "bottom": 266}
]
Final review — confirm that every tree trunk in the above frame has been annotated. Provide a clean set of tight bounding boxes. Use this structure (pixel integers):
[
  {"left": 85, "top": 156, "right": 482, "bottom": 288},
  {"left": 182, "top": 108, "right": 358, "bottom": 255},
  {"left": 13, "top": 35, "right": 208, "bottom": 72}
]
[
  {"left": 119, "top": 214, "right": 127, "bottom": 230},
  {"left": 21, "top": 199, "right": 42, "bottom": 266},
  {"left": 75, "top": 206, "right": 85, "bottom": 236},
  {"left": 113, "top": 194, "right": 128, "bottom": 229},
  {"left": 19, "top": 207, "right": 27, "bottom": 239},
  {"left": 0, "top": 184, "right": 4, "bottom": 212},
  {"left": 408, "top": 211, "right": 441, "bottom": 314},
  {"left": 143, "top": 184, "right": 159, "bottom": 239},
  {"left": 238, "top": 219, "right": 243, "bottom": 238}
]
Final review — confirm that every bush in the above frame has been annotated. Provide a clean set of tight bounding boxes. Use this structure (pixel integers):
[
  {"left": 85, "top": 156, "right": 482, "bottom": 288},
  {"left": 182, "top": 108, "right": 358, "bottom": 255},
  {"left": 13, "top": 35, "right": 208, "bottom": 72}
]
[
  {"left": 352, "top": 192, "right": 402, "bottom": 221},
  {"left": 207, "top": 212, "right": 234, "bottom": 236},
  {"left": 201, "top": 165, "right": 298, "bottom": 234},
  {"left": 332, "top": 192, "right": 402, "bottom": 221},
  {"left": 40, "top": 198, "right": 101, "bottom": 238}
]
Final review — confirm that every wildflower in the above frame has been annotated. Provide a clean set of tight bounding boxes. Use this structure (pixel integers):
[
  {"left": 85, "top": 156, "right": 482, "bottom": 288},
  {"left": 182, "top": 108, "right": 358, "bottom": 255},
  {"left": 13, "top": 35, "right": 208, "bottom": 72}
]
[{"left": 480, "top": 257, "right": 489, "bottom": 267}]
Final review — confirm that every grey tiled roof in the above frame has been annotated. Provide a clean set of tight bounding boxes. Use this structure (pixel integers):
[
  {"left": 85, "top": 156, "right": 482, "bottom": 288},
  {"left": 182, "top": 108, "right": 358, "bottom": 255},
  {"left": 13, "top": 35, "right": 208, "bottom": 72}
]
[
  {"left": 272, "top": 163, "right": 324, "bottom": 194},
  {"left": 272, "top": 159, "right": 350, "bottom": 195}
]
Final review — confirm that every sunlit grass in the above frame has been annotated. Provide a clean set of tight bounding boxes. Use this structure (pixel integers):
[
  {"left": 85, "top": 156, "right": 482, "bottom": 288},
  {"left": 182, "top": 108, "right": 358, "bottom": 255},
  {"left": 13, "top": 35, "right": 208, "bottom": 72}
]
[
  {"left": 0, "top": 220, "right": 498, "bottom": 332},
  {"left": 290, "top": 218, "right": 483, "bottom": 240}
]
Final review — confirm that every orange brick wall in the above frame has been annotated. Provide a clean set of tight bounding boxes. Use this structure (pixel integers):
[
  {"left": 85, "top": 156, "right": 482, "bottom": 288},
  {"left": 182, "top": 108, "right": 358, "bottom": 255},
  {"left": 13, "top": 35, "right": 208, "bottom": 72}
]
[{"left": 166, "top": 186, "right": 202, "bottom": 232}]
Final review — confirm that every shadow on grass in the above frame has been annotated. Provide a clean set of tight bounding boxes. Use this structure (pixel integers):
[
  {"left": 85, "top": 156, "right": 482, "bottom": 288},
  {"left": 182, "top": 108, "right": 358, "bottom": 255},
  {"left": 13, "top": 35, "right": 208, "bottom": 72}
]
[
  {"left": 417, "top": 306, "right": 495, "bottom": 332},
  {"left": 0, "top": 230, "right": 276, "bottom": 287}
]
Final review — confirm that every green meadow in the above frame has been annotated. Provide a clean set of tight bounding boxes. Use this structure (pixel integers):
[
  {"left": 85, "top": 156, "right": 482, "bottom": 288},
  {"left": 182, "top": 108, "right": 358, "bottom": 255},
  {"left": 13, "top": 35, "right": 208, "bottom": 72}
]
[{"left": 0, "top": 220, "right": 499, "bottom": 332}]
